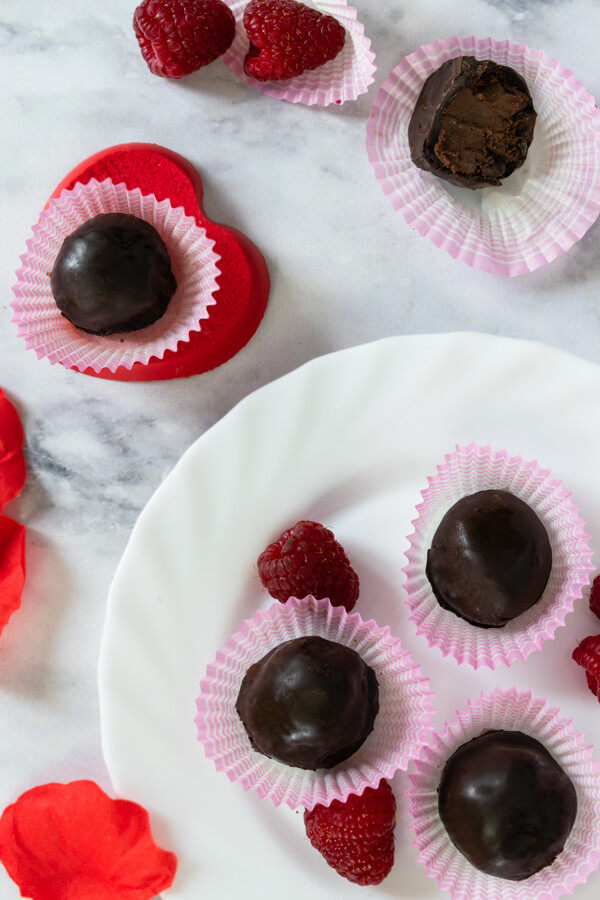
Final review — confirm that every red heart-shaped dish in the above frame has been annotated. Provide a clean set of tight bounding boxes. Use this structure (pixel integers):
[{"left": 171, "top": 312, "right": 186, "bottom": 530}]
[{"left": 46, "top": 143, "right": 270, "bottom": 381}]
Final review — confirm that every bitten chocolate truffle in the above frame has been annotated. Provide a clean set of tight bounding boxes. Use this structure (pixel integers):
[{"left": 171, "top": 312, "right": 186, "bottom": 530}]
[
  {"left": 408, "top": 56, "right": 536, "bottom": 189},
  {"left": 426, "top": 489, "right": 552, "bottom": 628},
  {"left": 438, "top": 730, "right": 577, "bottom": 881},
  {"left": 50, "top": 212, "right": 177, "bottom": 335},
  {"left": 235, "top": 635, "right": 379, "bottom": 770}
]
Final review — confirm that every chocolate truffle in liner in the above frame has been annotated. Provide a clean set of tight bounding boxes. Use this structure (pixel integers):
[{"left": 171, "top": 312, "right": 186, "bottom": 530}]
[
  {"left": 408, "top": 56, "right": 536, "bottom": 189},
  {"left": 50, "top": 213, "right": 177, "bottom": 335},
  {"left": 235, "top": 635, "right": 379, "bottom": 770},
  {"left": 426, "top": 489, "right": 552, "bottom": 628},
  {"left": 438, "top": 730, "right": 577, "bottom": 881}
]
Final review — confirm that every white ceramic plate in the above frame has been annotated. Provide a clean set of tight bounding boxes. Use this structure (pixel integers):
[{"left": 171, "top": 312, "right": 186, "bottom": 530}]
[{"left": 99, "top": 333, "right": 600, "bottom": 900}]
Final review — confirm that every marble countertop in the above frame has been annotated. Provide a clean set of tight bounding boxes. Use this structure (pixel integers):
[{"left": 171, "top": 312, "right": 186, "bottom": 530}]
[{"left": 1, "top": 0, "right": 600, "bottom": 897}]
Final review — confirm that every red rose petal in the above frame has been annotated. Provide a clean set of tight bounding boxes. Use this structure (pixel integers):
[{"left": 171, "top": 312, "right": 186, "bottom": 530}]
[
  {"left": 0, "top": 515, "right": 25, "bottom": 635},
  {"left": 0, "top": 390, "right": 24, "bottom": 463},
  {"left": 0, "top": 388, "right": 26, "bottom": 510},
  {"left": 0, "top": 449, "right": 27, "bottom": 511},
  {"left": 0, "top": 781, "right": 177, "bottom": 900}
]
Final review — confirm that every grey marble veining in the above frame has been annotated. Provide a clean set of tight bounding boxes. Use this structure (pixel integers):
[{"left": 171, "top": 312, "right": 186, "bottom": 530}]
[{"left": 1, "top": 0, "right": 600, "bottom": 896}]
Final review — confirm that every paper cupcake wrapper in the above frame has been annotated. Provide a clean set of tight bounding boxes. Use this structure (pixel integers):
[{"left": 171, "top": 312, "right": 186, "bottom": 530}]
[
  {"left": 366, "top": 36, "right": 600, "bottom": 276},
  {"left": 195, "top": 594, "right": 434, "bottom": 810},
  {"left": 407, "top": 688, "right": 600, "bottom": 900},
  {"left": 221, "top": 0, "right": 375, "bottom": 106},
  {"left": 402, "top": 443, "right": 593, "bottom": 669},
  {"left": 11, "top": 178, "right": 221, "bottom": 373}
]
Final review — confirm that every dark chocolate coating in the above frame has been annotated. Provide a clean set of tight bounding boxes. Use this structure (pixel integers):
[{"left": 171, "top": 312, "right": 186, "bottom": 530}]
[
  {"left": 51, "top": 213, "right": 177, "bottom": 335},
  {"left": 438, "top": 730, "right": 577, "bottom": 880},
  {"left": 426, "top": 489, "right": 552, "bottom": 628},
  {"left": 235, "top": 635, "right": 379, "bottom": 770},
  {"left": 408, "top": 56, "right": 536, "bottom": 189}
]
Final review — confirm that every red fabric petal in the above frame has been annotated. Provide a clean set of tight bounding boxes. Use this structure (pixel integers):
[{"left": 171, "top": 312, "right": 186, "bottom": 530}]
[
  {"left": 0, "top": 781, "right": 177, "bottom": 900},
  {"left": 0, "top": 389, "right": 26, "bottom": 510},
  {"left": 0, "top": 515, "right": 25, "bottom": 635},
  {"left": 0, "top": 390, "right": 24, "bottom": 462}
]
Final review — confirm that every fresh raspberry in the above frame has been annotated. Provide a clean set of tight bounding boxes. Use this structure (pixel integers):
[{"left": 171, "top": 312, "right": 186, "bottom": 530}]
[
  {"left": 257, "top": 520, "right": 359, "bottom": 611},
  {"left": 586, "top": 671, "right": 599, "bottom": 697},
  {"left": 304, "top": 780, "right": 396, "bottom": 885},
  {"left": 572, "top": 634, "right": 600, "bottom": 699},
  {"left": 242, "top": 0, "right": 345, "bottom": 82},
  {"left": 133, "top": 0, "right": 235, "bottom": 79},
  {"left": 589, "top": 574, "right": 600, "bottom": 619}
]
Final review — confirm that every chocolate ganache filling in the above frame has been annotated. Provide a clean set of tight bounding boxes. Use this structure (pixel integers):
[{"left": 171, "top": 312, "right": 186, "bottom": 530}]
[{"left": 408, "top": 56, "right": 536, "bottom": 189}]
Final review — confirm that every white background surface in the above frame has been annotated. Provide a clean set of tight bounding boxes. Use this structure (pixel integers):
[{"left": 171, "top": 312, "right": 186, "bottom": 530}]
[{"left": 1, "top": 1, "right": 600, "bottom": 898}]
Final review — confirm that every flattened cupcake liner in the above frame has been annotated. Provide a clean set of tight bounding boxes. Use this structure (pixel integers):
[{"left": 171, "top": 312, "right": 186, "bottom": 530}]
[
  {"left": 222, "top": 0, "right": 375, "bottom": 106},
  {"left": 407, "top": 688, "right": 600, "bottom": 900},
  {"left": 11, "top": 178, "right": 221, "bottom": 373},
  {"left": 366, "top": 36, "right": 600, "bottom": 276},
  {"left": 195, "top": 595, "right": 434, "bottom": 810},
  {"left": 402, "top": 443, "right": 593, "bottom": 669}
]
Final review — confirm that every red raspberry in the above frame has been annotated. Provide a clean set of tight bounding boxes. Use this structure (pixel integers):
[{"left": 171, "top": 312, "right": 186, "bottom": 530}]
[
  {"left": 572, "top": 634, "right": 600, "bottom": 699},
  {"left": 133, "top": 0, "right": 235, "bottom": 79},
  {"left": 257, "top": 520, "right": 359, "bottom": 611},
  {"left": 589, "top": 574, "right": 600, "bottom": 619},
  {"left": 586, "top": 671, "right": 599, "bottom": 697},
  {"left": 304, "top": 780, "right": 396, "bottom": 885},
  {"left": 242, "top": 0, "right": 345, "bottom": 82}
]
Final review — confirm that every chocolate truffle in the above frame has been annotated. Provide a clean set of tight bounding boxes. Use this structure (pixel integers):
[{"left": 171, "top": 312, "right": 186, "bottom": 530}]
[
  {"left": 408, "top": 56, "right": 536, "bottom": 189},
  {"left": 438, "top": 730, "right": 577, "bottom": 880},
  {"left": 426, "top": 489, "right": 552, "bottom": 628},
  {"left": 50, "top": 212, "right": 177, "bottom": 335},
  {"left": 235, "top": 635, "right": 379, "bottom": 770}
]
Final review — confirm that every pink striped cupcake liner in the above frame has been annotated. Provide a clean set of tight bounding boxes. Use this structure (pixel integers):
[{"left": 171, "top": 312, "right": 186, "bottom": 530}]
[
  {"left": 366, "top": 36, "right": 600, "bottom": 276},
  {"left": 222, "top": 0, "right": 375, "bottom": 106},
  {"left": 11, "top": 178, "right": 220, "bottom": 373},
  {"left": 195, "top": 595, "right": 434, "bottom": 810},
  {"left": 402, "top": 443, "right": 593, "bottom": 669},
  {"left": 407, "top": 688, "right": 600, "bottom": 900}
]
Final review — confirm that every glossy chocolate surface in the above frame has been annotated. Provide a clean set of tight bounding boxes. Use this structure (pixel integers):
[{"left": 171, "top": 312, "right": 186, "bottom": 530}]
[
  {"left": 426, "top": 489, "right": 552, "bottom": 628},
  {"left": 235, "top": 635, "right": 379, "bottom": 770},
  {"left": 51, "top": 212, "right": 177, "bottom": 335},
  {"left": 408, "top": 56, "right": 536, "bottom": 189},
  {"left": 438, "top": 730, "right": 577, "bottom": 880}
]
